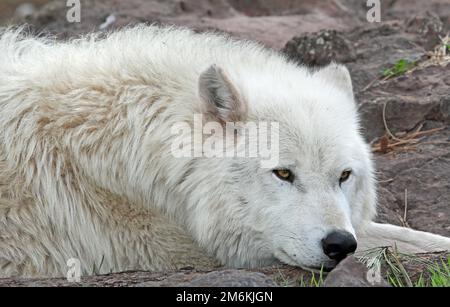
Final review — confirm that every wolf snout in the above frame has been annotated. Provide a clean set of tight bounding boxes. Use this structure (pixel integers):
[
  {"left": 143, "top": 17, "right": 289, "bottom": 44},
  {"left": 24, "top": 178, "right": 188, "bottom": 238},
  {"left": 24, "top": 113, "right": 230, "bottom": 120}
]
[{"left": 321, "top": 230, "right": 357, "bottom": 262}]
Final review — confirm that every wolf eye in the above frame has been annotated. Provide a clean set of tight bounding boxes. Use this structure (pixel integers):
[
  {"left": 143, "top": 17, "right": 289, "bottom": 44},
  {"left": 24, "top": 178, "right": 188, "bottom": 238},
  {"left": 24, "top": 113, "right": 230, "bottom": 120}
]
[
  {"left": 339, "top": 170, "right": 352, "bottom": 185},
  {"left": 273, "top": 169, "right": 294, "bottom": 183}
]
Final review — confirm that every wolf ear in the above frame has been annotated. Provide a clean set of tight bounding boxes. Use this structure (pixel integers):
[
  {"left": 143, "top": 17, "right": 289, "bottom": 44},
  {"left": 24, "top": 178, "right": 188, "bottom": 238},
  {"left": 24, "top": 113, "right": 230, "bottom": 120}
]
[
  {"left": 315, "top": 63, "right": 354, "bottom": 98},
  {"left": 199, "top": 65, "right": 247, "bottom": 123}
]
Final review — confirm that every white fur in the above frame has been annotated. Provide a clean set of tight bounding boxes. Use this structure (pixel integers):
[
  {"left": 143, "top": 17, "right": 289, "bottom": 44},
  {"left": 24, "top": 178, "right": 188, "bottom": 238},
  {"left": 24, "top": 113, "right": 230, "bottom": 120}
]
[{"left": 0, "top": 25, "right": 449, "bottom": 277}]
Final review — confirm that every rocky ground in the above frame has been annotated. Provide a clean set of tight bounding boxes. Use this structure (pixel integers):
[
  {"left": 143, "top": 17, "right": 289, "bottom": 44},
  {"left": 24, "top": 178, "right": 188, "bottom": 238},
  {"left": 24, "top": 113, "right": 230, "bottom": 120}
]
[{"left": 0, "top": 0, "right": 449, "bottom": 286}]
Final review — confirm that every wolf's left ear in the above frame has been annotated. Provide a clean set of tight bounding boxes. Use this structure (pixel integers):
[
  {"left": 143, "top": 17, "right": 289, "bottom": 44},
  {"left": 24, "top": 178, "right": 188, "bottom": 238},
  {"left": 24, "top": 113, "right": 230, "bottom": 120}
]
[
  {"left": 199, "top": 65, "right": 247, "bottom": 123},
  {"left": 315, "top": 63, "right": 354, "bottom": 98}
]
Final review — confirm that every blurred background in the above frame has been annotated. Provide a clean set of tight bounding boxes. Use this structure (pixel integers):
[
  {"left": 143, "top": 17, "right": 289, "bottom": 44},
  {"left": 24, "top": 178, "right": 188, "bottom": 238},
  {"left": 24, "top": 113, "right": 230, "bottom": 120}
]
[
  {"left": 0, "top": 0, "right": 46, "bottom": 22},
  {"left": 0, "top": 0, "right": 449, "bottom": 48}
]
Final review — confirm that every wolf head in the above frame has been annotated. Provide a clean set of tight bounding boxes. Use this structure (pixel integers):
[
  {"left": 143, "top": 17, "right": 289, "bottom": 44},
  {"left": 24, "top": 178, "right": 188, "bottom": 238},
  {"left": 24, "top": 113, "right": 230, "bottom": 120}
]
[{"left": 182, "top": 62, "right": 376, "bottom": 270}]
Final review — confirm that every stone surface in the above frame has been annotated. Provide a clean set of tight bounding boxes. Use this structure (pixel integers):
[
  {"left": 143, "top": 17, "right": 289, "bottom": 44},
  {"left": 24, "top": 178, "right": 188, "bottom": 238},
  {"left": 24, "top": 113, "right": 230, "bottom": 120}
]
[
  {"left": 0, "top": 266, "right": 295, "bottom": 287},
  {"left": 136, "top": 270, "right": 277, "bottom": 287},
  {"left": 283, "top": 29, "right": 356, "bottom": 66},
  {"left": 323, "top": 257, "right": 389, "bottom": 287}
]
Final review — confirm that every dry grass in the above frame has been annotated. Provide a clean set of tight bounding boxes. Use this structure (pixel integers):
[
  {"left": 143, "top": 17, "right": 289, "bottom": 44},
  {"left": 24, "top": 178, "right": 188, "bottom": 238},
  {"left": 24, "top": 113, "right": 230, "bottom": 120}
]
[
  {"left": 361, "top": 247, "right": 450, "bottom": 287},
  {"left": 372, "top": 100, "right": 447, "bottom": 154}
]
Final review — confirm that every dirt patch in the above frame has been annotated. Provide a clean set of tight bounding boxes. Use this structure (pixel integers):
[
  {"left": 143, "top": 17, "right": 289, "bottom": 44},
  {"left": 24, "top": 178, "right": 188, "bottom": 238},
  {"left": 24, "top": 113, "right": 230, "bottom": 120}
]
[
  {"left": 0, "top": 265, "right": 301, "bottom": 287},
  {"left": 1, "top": 0, "right": 364, "bottom": 49}
]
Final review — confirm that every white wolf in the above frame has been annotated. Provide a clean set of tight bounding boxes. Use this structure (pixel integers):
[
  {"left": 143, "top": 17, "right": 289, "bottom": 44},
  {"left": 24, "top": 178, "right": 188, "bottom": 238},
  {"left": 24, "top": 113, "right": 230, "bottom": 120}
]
[{"left": 0, "top": 25, "right": 449, "bottom": 278}]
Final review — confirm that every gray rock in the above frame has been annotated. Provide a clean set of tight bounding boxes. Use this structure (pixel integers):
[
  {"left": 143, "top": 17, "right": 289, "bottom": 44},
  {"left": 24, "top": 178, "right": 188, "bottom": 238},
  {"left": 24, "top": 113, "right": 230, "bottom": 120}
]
[
  {"left": 184, "top": 270, "right": 276, "bottom": 287},
  {"left": 0, "top": 269, "right": 278, "bottom": 287},
  {"left": 323, "top": 257, "right": 389, "bottom": 287},
  {"left": 405, "top": 12, "right": 444, "bottom": 50},
  {"left": 283, "top": 30, "right": 356, "bottom": 67},
  {"left": 133, "top": 270, "right": 277, "bottom": 287}
]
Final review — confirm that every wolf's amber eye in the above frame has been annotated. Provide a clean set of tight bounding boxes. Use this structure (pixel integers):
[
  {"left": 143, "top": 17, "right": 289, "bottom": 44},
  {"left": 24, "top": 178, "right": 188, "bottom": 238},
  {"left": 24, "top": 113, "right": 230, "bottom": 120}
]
[
  {"left": 339, "top": 170, "right": 352, "bottom": 184},
  {"left": 273, "top": 169, "right": 294, "bottom": 182}
]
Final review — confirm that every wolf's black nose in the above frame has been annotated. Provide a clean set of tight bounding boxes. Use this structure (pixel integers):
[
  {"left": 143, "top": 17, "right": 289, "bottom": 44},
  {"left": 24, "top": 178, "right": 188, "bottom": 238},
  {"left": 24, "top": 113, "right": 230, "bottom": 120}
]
[{"left": 322, "top": 230, "right": 357, "bottom": 262}]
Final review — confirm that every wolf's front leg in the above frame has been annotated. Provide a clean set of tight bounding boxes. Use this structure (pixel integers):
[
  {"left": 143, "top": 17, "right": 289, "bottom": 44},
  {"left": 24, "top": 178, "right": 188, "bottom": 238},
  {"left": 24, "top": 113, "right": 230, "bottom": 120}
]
[{"left": 356, "top": 222, "right": 450, "bottom": 254}]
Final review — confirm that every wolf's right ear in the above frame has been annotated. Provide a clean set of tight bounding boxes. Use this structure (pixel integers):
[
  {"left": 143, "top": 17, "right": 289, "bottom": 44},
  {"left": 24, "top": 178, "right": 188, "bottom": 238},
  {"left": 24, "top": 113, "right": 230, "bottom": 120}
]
[
  {"left": 315, "top": 63, "right": 354, "bottom": 98},
  {"left": 199, "top": 65, "right": 247, "bottom": 124}
]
